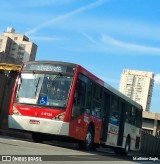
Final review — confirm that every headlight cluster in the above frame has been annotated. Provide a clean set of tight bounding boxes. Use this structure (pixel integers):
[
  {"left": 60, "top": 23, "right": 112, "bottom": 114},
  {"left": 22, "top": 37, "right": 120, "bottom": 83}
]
[
  {"left": 52, "top": 112, "right": 65, "bottom": 121},
  {"left": 12, "top": 106, "right": 21, "bottom": 115}
]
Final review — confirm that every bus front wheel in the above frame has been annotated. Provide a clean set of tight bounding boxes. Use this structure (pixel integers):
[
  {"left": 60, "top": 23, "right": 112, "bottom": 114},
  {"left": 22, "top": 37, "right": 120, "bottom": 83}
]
[{"left": 79, "top": 126, "right": 95, "bottom": 151}]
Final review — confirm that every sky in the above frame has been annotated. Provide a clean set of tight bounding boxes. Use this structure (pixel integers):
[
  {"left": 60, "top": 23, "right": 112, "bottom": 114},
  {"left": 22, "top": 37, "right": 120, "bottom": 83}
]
[{"left": 0, "top": 0, "right": 160, "bottom": 113}]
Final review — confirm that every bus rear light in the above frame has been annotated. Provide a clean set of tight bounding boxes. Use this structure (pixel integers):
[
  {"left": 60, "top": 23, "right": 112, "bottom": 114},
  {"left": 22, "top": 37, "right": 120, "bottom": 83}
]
[
  {"left": 12, "top": 106, "right": 21, "bottom": 116},
  {"left": 52, "top": 112, "right": 65, "bottom": 121}
]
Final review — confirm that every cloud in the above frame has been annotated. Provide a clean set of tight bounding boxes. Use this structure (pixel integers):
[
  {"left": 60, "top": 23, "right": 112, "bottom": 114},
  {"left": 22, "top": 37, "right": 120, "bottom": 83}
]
[
  {"left": 35, "top": 17, "right": 160, "bottom": 41},
  {"left": 74, "top": 33, "right": 160, "bottom": 56},
  {"left": 155, "top": 74, "right": 160, "bottom": 85},
  {"left": 25, "top": 0, "right": 108, "bottom": 35},
  {"left": 81, "top": 32, "right": 97, "bottom": 44},
  {"left": 101, "top": 34, "right": 160, "bottom": 55}
]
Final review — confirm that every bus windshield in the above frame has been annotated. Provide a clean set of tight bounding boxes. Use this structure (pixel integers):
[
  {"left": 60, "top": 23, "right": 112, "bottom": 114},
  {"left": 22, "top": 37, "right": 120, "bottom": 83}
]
[{"left": 14, "top": 73, "right": 73, "bottom": 108}]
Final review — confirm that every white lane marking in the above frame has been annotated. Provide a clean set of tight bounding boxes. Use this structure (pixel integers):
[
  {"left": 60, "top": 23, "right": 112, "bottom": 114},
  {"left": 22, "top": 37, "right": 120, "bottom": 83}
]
[{"left": 11, "top": 139, "right": 28, "bottom": 143}]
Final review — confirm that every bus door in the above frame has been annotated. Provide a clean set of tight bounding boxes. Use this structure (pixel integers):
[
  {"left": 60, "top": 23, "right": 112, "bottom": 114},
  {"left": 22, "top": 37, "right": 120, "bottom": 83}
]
[
  {"left": 117, "top": 101, "right": 125, "bottom": 146},
  {"left": 101, "top": 92, "right": 111, "bottom": 142}
]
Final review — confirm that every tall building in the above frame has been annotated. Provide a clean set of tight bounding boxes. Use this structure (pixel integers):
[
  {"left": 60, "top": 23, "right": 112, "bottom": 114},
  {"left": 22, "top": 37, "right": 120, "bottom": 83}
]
[
  {"left": 119, "top": 69, "right": 154, "bottom": 111},
  {"left": 0, "top": 27, "right": 37, "bottom": 64}
]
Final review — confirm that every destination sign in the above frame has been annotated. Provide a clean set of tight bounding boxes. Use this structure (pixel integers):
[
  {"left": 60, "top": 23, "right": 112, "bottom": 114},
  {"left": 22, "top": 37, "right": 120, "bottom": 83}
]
[
  {"left": 22, "top": 64, "right": 75, "bottom": 73},
  {"left": 38, "top": 65, "right": 62, "bottom": 72}
]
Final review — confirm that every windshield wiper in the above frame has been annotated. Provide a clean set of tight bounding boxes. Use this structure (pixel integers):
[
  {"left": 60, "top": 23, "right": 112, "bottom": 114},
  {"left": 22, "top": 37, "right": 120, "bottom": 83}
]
[
  {"left": 35, "top": 77, "right": 40, "bottom": 96},
  {"left": 16, "top": 74, "right": 22, "bottom": 95},
  {"left": 46, "top": 73, "right": 63, "bottom": 95}
]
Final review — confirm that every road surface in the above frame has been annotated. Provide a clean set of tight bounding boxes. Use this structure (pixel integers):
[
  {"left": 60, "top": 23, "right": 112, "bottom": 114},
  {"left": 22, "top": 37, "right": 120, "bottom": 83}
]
[{"left": 0, "top": 134, "right": 159, "bottom": 164}]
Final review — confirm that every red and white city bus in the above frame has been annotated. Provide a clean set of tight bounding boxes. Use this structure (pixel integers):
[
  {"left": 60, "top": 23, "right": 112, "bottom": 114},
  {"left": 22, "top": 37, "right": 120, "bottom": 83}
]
[{"left": 8, "top": 61, "right": 142, "bottom": 155}]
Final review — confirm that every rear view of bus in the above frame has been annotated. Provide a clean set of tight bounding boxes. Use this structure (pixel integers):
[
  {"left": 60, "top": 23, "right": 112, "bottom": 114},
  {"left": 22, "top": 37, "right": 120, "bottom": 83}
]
[{"left": 8, "top": 61, "right": 76, "bottom": 142}]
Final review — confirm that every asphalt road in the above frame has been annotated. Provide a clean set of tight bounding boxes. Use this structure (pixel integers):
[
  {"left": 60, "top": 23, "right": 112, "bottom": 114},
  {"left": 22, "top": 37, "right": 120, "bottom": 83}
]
[{"left": 0, "top": 132, "right": 159, "bottom": 164}]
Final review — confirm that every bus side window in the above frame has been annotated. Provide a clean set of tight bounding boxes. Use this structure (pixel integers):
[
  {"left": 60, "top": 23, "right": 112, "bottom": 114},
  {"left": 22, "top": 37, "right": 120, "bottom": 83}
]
[
  {"left": 126, "top": 105, "right": 132, "bottom": 123},
  {"left": 92, "top": 101, "right": 101, "bottom": 118},
  {"left": 92, "top": 83, "right": 102, "bottom": 118},
  {"left": 77, "top": 80, "right": 86, "bottom": 107},
  {"left": 72, "top": 80, "right": 86, "bottom": 118},
  {"left": 85, "top": 80, "right": 93, "bottom": 114},
  {"left": 131, "top": 107, "right": 136, "bottom": 126},
  {"left": 136, "top": 109, "right": 142, "bottom": 128},
  {"left": 110, "top": 96, "right": 119, "bottom": 125}
]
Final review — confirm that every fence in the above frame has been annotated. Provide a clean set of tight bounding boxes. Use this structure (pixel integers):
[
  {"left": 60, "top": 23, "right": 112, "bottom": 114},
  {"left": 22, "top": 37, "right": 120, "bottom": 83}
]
[{"left": 140, "top": 130, "right": 160, "bottom": 156}]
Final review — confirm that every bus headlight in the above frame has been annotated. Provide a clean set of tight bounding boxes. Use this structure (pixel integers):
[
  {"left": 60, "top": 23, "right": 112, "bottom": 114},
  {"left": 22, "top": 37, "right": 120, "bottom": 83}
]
[
  {"left": 52, "top": 112, "right": 65, "bottom": 121},
  {"left": 12, "top": 106, "right": 21, "bottom": 115}
]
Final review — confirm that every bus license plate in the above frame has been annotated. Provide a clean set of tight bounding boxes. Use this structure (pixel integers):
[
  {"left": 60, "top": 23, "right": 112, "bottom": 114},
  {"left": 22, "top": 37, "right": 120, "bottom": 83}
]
[{"left": 29, "top": 120, "right": 40, "bottom": 125}]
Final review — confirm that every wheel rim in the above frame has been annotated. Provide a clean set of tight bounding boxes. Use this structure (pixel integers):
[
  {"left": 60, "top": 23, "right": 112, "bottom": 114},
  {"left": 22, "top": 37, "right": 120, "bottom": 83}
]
[
  {"left": 126, "top": 143, "right": 129, "bottom": 152},
  {"left": 125, "top": 140, "right": 130, "bottom": 154},
  {"left": 86, "top": 131, "right": 92, "bottom": 147}
]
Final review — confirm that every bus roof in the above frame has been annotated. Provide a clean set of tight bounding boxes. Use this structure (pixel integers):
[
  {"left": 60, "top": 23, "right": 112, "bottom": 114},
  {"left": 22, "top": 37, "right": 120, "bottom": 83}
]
[
  {"left": 104, "top": 82, "right": 142, "bottom": 110},
  {"left": 23, "top": 60, "right": 77, "bottom": 67},
  {"left": 77, "top": 64, "right": 142, "bottom": 110}
]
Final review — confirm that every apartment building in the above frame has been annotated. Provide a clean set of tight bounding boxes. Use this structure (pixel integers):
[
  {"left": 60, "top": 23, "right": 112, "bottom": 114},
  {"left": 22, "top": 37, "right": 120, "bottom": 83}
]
[
  {"left": 0, "top": 27, "right": 37, "bottom": 64},
  {"left": 119, "top": 69, "right": 154, "bottom": 111}
]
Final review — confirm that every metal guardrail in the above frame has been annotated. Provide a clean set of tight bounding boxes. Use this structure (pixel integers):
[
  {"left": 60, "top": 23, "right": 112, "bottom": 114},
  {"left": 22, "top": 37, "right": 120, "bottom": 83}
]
[{"left": 140, "top": 130, "right": 160, "bottom": 155}]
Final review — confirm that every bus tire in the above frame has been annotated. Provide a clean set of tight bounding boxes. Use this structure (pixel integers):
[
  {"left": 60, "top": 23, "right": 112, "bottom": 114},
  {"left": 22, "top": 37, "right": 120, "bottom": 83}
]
[
  {"left": 32, "top": 132, "right": 44, "bottom": 143},
  {"left": 122, "top": 137, "right": 130, "bottom": 156},
  {"left": 79, "top": 126, "right": 94, "bottom": 151}
]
